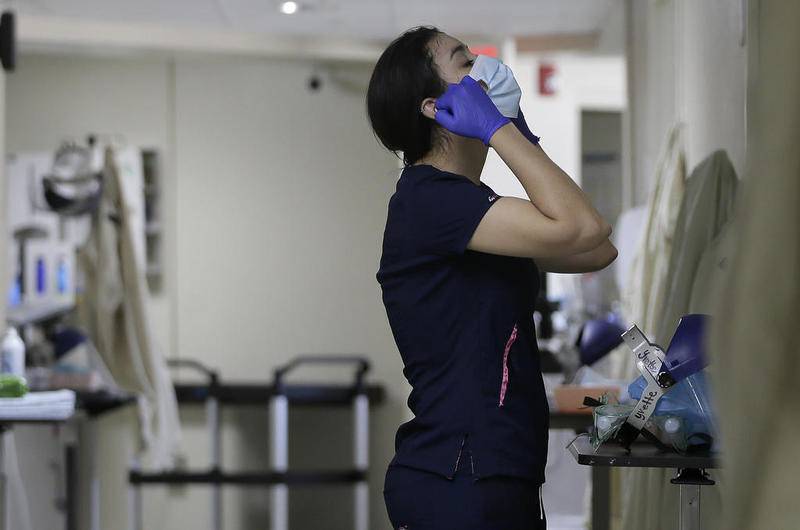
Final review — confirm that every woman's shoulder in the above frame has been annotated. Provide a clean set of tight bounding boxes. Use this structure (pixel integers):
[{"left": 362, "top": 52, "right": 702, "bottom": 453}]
[{"left": 397, "top": 165, "right": 491, "bottom": 206}]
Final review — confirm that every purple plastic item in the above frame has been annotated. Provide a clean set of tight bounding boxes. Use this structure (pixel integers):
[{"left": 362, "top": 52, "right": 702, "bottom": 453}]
[
  {"left": 664, "top": 314, "right": 711, "bottom": 382},
  {"left": 577, "top": 319, "right": 625, "bottom": 366}
]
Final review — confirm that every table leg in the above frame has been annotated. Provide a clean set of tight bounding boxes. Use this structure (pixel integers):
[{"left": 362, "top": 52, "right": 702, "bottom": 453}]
[
  {"left": 65, "top": 444, "right": 77, "bottom": 530},
  {"left": 86, "top": 419, "right": 100, "bottom": 530},
  {"left": 671, "top": 468, "right": 714, "bottom": 530},
  {"left": 591, "top": 465, "right": 611, "bottom": 530},
  {"left": 0, "top": 428, "right": 6, "bottom": 530},
  {"left": 679, "top": 484, "right": 700, "bottom": 530}
]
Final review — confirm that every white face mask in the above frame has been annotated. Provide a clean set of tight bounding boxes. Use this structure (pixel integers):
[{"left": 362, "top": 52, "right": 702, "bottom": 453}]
[{"left": 468, "top": 54, "right": 522, "bottom": 118}]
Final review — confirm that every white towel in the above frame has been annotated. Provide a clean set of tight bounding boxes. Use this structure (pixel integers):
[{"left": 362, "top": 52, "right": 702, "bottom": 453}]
[{"left": 0, "top": 390, "right": 76, "bottom": 420}]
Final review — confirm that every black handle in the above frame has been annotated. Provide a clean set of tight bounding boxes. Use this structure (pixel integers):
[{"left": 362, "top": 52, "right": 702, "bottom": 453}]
[
  {"left": 273, "top": 355, "right": 370, "bottom": 394},
  {"left": 167, "top": 358, "right": 219, "bottom": 388}
]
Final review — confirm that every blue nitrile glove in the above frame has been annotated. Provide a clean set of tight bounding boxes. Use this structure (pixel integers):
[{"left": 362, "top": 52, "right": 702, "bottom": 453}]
[
  {"left": 435, "top": 75, "right": 510, "bottom": 145},
  {"left": 511, "top": 109, "right": 541, "bottom": 145}
]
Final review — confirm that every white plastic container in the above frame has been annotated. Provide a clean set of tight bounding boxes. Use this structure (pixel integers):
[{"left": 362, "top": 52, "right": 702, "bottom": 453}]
[{"left": 1, "top": 327, "right": 26, "bottom": 377}]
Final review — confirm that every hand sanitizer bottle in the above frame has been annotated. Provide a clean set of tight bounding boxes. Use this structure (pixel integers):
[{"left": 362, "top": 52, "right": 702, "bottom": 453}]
[{"left": 1, "top": 327, "right": 26, "bottom": 378}]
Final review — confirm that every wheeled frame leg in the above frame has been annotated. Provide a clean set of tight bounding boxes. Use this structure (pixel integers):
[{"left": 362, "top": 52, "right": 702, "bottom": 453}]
[
  {"left": 207, "top": 396, "right": 222, "bottom": 530},
  {"left": 353, "top": 393, "right": 369, "bottom": 530},
  {"left": 129, "top": 457, "right": 142, "bottom": 530},
  {"left": 270, "top": 395, "right": 289, "bottom": 530}
]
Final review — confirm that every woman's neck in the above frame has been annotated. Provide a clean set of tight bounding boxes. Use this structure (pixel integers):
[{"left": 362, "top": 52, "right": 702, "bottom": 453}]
[{"left": 416, "top": 137, "right": 488, "bottom": 185}]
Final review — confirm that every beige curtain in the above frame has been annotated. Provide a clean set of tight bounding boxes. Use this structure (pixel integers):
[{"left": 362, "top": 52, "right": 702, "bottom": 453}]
[
  {"left": 621, "top": 150, "right": 737, "bottom": 530},
  {"left": 614, "top": 125, "right": 686, "bottom": 381},
  {"left": 711, "top": 1, "right": 800, "bottom": 528},
  {"left": 77, "top": 147, "right": 181, "bottom": 468}
]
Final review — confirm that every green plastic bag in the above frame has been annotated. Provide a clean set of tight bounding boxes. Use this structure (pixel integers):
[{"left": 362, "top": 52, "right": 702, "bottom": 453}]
[{"left": 0, "top": 374, "right": 29, "bottom": 398}]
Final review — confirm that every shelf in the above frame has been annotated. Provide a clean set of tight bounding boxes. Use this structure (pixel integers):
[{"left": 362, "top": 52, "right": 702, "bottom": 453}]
[
  {"left": 142, "top": 150, "right": 163, "bottom": 294},
  {"left": 6, "top": 302, "right": 74, "bottom": 327},
  {"left": 173, "top": 382, "right": 386, "bottom": 406}
]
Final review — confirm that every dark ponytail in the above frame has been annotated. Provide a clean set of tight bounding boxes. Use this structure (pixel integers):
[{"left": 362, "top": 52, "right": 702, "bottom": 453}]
[{"left": 367, "top": 26, "right": 447, "bottom": 166}]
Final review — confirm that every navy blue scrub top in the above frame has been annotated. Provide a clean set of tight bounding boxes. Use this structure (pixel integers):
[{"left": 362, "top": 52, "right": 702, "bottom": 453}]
[{"left": 376, "top": 164, "right": 549, "bottom": 484}]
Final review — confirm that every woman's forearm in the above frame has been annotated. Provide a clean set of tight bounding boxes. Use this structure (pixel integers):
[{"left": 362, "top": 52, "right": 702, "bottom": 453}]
[
  {"left": 535, "top": 238, "right": 618, "bottom": 273},
  {"left": 489, "top": 123, "right": 610, "bottom": 238}
]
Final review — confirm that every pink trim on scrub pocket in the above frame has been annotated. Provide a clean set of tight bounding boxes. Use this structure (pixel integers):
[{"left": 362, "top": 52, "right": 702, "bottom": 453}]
[{"left": 498, "top": 323, "right": 519, "bottom": 407}]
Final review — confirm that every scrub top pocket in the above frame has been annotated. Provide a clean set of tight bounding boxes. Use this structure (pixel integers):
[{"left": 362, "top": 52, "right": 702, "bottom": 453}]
[{"left": 478, "top": 301, "right": 523, "bottom": 407}]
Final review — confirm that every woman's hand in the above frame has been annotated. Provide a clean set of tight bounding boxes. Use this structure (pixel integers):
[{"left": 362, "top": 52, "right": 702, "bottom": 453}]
[{"left": 434, "top": 76, "right": 510, "bottom": 145}]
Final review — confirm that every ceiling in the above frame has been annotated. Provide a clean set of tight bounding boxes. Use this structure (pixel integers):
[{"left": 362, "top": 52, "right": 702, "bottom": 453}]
[{"left": 13, "top": 0, "right": 618, "bottom": 43}]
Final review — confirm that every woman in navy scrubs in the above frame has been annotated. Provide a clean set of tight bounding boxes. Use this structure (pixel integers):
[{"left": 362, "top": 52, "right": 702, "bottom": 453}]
[{"left": 368, "top": 27, "right": 618, "bottom": 530}]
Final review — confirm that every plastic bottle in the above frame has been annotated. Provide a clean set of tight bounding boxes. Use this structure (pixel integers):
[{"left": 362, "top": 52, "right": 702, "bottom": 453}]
[
  {"left": 36, "top": 256, "right": 47, "bottom": 295},
  {"left": 57, "top": 256, "right": 69, "bottom": 295},
  {"left": 664, "top": 416, "right": 682, "bottom": 435},
  {"left": 8, "top": 277, "right": 21, "bottom": 307},
  {"left": 661, "top": 415, "right": 687, "bottom": 451},
  {"left": 1, "top": 327, "right": 26, "bottom": 378}
]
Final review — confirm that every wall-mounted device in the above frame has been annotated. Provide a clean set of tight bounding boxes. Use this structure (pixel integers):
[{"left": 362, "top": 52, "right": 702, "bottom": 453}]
[{"left": 0, "top": 11, "right": 15, "bottom": 72}]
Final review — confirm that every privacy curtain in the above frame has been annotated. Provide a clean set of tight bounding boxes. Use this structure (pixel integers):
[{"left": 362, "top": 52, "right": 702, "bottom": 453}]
[{"left": 77, "top": 146, "right": 180, "bottom": 468}]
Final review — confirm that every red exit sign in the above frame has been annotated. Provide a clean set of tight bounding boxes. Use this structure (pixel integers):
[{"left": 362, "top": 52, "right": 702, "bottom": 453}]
[
  {"left": 469, "top": 45, "right": 498, "bottom": 58},
  {"left": 539, "top": 62, "right": 557, "bottom": 95}
]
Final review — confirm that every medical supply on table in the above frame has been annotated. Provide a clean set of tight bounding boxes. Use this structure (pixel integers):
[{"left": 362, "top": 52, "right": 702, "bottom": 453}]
[
  {"left": 656, "top": 415, "right": 687, "bottom": 452},
  {"left": 0, "top": 374, "right": 28, "bottom": 398},
  {"left": 629, "top": 372, "right": 714, "bottom": 451},
  {"left": 592, "top": 403, "right": 634, "bottom": 449},
  {"left": 0, "top": 389, "right": 75, "bottom": 420},
  {"left": 1, "top": 327, "right": 26, "bottom": 378},
  {"left": 591, "top": 403, "right": 690, "bottom": 453},
  {"left": 587, "top": 314, "right": 716, "bottom": 453}
]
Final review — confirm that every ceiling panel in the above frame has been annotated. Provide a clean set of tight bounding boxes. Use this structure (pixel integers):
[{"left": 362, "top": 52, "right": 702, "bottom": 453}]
[{"left": 14, "top": 0, "right": 617, "bottom": 42}]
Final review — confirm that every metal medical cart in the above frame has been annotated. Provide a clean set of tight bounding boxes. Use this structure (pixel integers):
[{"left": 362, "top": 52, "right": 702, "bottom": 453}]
[{"left": 129, "top": 355, "right": 378, "bottom": 530}]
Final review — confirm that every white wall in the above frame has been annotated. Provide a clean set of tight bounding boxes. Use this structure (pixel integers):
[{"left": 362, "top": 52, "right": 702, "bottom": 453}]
[
  {"left": 481, "top": 41, "right": 626, "bottom": 303},
  {"left": 628, "top": 0, "right": 748, "bottom": 203},
  {"left": 483, "top": 50, "right": 626, "bottom": 195},
  {"left": 171, "top": 55, "right": 406, "bottom": 529},
  {"left": 6, "top": 52, "right": 403, "bottom": 530}
]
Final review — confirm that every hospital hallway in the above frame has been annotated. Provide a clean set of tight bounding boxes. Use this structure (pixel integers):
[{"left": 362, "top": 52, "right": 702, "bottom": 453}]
[{"left": 0, "top": 1, "right": 797, "bottom": 529}]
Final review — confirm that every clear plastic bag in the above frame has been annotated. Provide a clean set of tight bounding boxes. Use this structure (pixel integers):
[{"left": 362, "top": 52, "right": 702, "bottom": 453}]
[
  {"left": 628, "top": 370, "right": 716, "bottom": 450},
  {"left": 591, "top": 403, "right": 690, "bottom": 452},
  {"left": 591, "top": 403, "right": 633, "bottom": 450}
]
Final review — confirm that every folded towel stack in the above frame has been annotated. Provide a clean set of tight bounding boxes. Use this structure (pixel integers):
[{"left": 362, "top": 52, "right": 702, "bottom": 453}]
[{"left": 0, "top": 390, "right": 76, "bottom": 421}]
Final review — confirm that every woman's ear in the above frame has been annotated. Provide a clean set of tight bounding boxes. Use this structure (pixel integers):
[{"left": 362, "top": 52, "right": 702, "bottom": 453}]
[{"left": 420, "top": 97, "right": 437, "bottom": 120}]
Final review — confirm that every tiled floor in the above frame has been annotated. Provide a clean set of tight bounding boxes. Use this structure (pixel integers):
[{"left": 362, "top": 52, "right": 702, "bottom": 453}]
[{"left": 546, "top": 513, "right": 587, "bottom": 530}]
